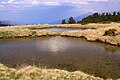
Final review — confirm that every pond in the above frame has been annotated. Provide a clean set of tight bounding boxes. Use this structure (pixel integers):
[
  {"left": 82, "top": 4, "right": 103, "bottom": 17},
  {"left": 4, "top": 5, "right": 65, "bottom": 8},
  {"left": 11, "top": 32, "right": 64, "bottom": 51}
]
[
  {"left": 38, "top": 27, "right": 90, "bottom": 32},
  {"left": 0, "top": 36, "right": 120, "bottom": 79}
]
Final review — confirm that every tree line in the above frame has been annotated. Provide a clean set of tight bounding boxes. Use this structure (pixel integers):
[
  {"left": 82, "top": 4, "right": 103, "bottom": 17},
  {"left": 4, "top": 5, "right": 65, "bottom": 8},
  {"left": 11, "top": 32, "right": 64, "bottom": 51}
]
[
  {"left": 61, "top": 17, "right": 76, "bottom": 24},
  {"left": 61, "top": 12, "right": 120, "bottom": 24}
]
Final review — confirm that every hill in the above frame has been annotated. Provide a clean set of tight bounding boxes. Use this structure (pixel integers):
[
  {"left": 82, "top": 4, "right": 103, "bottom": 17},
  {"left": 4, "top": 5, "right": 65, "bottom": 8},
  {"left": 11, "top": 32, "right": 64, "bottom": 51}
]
[
  {"left": 0, "top": 20, "right": 14, "bottom": 26},
  {"left": 51, "top": 12, "right": 92, "bottom": 24}
]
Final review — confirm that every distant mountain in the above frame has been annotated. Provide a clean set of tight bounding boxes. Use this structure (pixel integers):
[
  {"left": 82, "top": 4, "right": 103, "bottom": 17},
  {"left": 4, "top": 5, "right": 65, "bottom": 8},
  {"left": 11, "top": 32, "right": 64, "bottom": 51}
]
[
  {"left": 50, "top": 12, "right": 93, "bottom": 24},
  {"left": 74, "top": 12, "right": 93, "bottom": 21},
  {"left": 0, "top": 20, "right": 14, "bottom": 26}
]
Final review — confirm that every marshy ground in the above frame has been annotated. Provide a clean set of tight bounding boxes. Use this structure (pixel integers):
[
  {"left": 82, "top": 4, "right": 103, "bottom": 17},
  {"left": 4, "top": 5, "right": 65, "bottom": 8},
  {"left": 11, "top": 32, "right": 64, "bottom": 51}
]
[
  {"left": 0, "top": 22, "right": 120, "bottom": 46},
  {"left": 0, "top": 23, "right": 120, "bottom": 80}
]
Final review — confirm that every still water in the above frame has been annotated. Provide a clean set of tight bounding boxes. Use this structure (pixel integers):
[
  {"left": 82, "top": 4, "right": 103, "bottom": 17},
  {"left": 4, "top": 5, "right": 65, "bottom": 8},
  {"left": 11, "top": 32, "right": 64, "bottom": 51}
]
[
  {"left": 39, "top": 27, "right": 89, "bottom": 32},
  {"left": 0, "top": 36, "right": 120, "bottom": 79}
]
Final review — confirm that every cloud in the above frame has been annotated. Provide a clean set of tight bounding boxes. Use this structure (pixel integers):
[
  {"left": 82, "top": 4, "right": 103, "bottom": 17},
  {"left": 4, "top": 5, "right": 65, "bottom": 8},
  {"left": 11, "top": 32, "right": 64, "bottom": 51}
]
[
  {"left": 0, "top": 0, "right": 109, "bottom": 6},
  {"left": 8, "top": 0, "right": 15, "bottom": 4},
  {"left": 88, "top": 0, "right": 108, "bottom": 1},
  {"left": 0, "top": 0, "right": 119, "bottom": 10}
]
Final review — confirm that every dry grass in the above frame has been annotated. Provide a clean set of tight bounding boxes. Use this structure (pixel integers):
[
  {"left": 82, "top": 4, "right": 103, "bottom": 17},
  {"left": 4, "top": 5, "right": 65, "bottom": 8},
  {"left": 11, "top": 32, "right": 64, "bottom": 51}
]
[
  {"left": 1, "top": 22, "right": 120, "bottom": 29},
  {"left": 0, "top": 64, "right": 107, "bottom": 80},
  {"left": 54, "top": 22, "right": 120, "bottom": 29},
  {"left": 61, "top": 26, "right": 120, "bottom": 46},
  {"left": 0, "top": 23, "right": 120, "bottom": 46},
  {"left": 0, "top": 27, "right": 31, "bottom": 38},
  {"left": 0, "top": 26, "right": 60, "bottom": 38},
  {"left": 0, "top": 24, "right": 120, "bottom": 79}
]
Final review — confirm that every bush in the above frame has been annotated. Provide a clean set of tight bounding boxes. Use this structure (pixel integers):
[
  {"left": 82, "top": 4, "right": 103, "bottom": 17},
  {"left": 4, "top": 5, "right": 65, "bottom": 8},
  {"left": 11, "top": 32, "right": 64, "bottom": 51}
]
[
  {"left": 31, "top": 31, "right": 37, "bottom": 37},
  {"left": 77, "top": 21, "right": 89, "bottom": 25},
  {"left": 104, "top": 29, "right": 117, "bottom": 36}
]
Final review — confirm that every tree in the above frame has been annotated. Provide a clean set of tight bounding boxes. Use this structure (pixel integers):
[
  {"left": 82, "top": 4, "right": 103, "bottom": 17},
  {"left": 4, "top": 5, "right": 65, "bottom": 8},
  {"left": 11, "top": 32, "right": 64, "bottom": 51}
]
[
  {"left": 93, "top": 13, "right": 99, "bottom": 17},
  {"left": 61, "top": 19, "right": 67, "bottom": 24},
  {"left": 113, "top": 12, "right": 116, "bottom": 16},
  {"left": 76, "top": 12, "right": 120, "bottom": 24},
  {"left": 117, "top": 12, "right": 120, "bottom": 21},
  {"left": 117, "top": 12, "right": 120, "bottom": 15},
  {"left": 102, "top": 13, "right": 105, "bottom": 16},
  {"left": 68, "top": 17, "right": 76, "bottom": 24}
]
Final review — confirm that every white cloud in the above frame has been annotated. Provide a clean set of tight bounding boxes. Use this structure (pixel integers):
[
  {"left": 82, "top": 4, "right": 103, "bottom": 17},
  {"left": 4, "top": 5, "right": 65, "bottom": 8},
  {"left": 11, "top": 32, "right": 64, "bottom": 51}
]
[
  {"left": 87, "top": 0, "right": 108, "bottom": 1},
  {"left": 42, "top": 1, "right": 60, "bottom": 6},
  {"left": 8, "top": 0, "right": 15, "bottom": 4},
  {"left": 0, "top": 0, "right": 112, "bottom": 9},
  {"left": 1, "top": 1, "right": 7, "bottom": 4},
  {"left": 0, "top": 0, "right": 109, "bottom": 5}
]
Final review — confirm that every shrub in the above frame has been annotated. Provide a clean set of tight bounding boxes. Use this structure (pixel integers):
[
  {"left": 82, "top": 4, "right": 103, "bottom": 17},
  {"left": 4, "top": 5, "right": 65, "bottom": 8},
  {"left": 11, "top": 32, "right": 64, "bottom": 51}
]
[
  {"left": 77, "top": 21, "right": 89, "bottom": 25},
  {"left": 31, "top": 31, "right": 37, "bottom": 37},
  {"left": 104, "top": 29, "right": 117, "bottom": 36}
]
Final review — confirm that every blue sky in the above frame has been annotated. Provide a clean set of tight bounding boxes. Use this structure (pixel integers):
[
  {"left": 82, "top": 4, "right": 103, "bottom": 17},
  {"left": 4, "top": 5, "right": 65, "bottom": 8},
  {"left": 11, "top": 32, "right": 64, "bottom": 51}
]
[{"left": 0, "top": 0, "right": 120, "bottom": 24}]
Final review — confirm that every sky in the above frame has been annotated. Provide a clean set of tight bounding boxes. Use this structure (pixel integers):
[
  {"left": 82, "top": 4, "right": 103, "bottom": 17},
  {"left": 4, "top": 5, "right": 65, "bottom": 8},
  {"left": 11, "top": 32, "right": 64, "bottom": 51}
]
[{"left": 0, "top": 0, "right": 120, "bottom": 24}]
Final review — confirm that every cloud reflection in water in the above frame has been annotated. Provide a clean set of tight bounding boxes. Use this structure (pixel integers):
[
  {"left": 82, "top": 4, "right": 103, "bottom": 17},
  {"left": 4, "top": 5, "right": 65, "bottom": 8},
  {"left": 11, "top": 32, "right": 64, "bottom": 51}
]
[{"left": 35, "top": 37, "right": 70, "bottom": 55}]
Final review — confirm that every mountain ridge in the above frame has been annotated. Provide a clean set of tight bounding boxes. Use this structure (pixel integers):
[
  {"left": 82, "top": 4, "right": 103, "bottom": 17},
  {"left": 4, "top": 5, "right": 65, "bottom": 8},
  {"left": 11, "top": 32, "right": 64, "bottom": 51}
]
[{"left": 50, "top": 12, "right": 93, "bottom": 24}]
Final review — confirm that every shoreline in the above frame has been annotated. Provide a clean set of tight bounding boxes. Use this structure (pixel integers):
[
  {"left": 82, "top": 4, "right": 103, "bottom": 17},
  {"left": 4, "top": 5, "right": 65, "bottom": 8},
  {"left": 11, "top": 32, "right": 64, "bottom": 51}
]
[
  {"left": 0, "top": 63, "right": 106, "bottom": 80},
  {"left": 0, "top": 23, "right": 120, "bottom": 47},
  {"left": 0, "top": 23, "right": 120, "bottom": 79},
  {"left": 61, "top": 26, "right": 120, "bottom": 46}
]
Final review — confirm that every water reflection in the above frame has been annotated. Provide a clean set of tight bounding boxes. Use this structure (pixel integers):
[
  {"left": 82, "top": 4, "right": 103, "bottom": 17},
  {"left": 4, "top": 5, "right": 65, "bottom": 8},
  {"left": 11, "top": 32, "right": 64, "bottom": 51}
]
[
  {"left": 0, "top": 37, "right": 120, "bottom": 79},
  {"left": 35, "top": 37, "right": 70, "bottom": 55},
  {"left": 39, "top": 27, "right": 88, "bottom": 32},
  {"left": 104, "top": 45, "right": 120, "bottom": 53}
]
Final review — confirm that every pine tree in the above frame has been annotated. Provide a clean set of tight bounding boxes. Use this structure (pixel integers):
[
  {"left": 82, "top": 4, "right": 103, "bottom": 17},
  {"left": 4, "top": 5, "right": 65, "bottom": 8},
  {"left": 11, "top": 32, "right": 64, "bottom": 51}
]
[
  {"left": 61, "top": 19, "right": 67, "bottom": 24},
  {"left": 68, "top": 12, "right": 120, "bottom": 24},
  {"left": 117, "top": 12, "right": 120, "bottom": 15},
  {"left": 117, "top": 12, "right": 120, "bottom": 21},
  {"left": 68, "top": 17, "right": 76, "bottom": 24},
  {"left": 113, "top": 12, "right": 116, "bottom": 16},
  {"left": 80, "top": 12, "right": 120, "bottom": 23}
]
